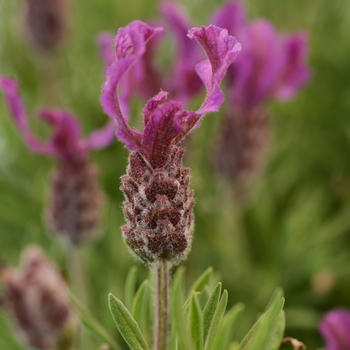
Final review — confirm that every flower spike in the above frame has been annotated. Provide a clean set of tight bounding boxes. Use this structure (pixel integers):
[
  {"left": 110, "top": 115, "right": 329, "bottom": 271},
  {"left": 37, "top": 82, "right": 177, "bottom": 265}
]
[{"left": 102, "top": 21, "right": 240, "bottom": 265}]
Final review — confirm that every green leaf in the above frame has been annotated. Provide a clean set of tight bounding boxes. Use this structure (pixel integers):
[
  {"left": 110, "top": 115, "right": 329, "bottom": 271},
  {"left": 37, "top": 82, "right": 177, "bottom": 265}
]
[
  {"left": 238, "top": 289, "right": 285, "bottom": 350},
  {"left": 132, "top": 280, "right": 149, "bottom": 329},
  {"left": 203, "top": 282, "right": 222, "bottom": 344},
  {"left": 189, "top": 292, "right": 204, "bottom": 350},
  {"left": 213, "top": 303, "right": 245, "bottom": 350},
  {"left": 204, "top": 289, "right": 228, "bottom": 350},
  {"left": 69, "top": 292, "right": 121, "bottom": 350},
  {"left": 108, "top": 293, "right": 150, "bottom": 350},
  {"left": 170, "top": 267, "right": 195, "bottom": 350},
  {"left": 188, "top": 267, "right": 213, "bottom": 296},
  {"left": 229, "top": 341, "right": 239, "bottom": 350},
  {"left": 125, "top": 266, "right": 138, "bottom": 310},
  {"left": 266, "top": 311, "right": 286, "bottom": 350}
]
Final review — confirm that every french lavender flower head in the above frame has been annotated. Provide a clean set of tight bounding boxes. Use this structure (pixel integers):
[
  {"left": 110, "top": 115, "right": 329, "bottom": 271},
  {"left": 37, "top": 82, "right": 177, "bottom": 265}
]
[
  {"left": 319, "top": 308, "right": 350, "bottom": 350},
  {"left": 212, "top": 1, "right": 310, "bottom": 182},
  {"left": 0, "top": 246, "right": 76, "bottom": 350},
  {"left": 101, "top": 21, "right": 241, "bottom": 265},
  {"left": 0, "top": 78, "right": 115, "bottom": 245}
]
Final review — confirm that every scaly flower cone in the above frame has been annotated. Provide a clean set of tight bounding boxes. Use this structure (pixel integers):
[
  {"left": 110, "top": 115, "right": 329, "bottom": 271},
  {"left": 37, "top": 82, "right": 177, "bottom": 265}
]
[
  {"left": 0, "top": 246, "right": 77, "bottom": 350},
  {"left": 213, "top": 109, "right": 269, "bottom": 183}
]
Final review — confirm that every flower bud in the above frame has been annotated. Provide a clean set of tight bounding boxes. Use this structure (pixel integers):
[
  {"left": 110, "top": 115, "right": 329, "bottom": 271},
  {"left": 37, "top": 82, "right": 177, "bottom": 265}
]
[
  {"left": 213, "top": 110, "right": 269, "bottom": 182},
  {"left": 23, "top": 0, "right": 68, "bottom": 51},
  {"left": 0, "top": 246, "right": 76, "bottom": 350},
  {"left": 280, "top": 337, "right": 306, "bottom": 350}
]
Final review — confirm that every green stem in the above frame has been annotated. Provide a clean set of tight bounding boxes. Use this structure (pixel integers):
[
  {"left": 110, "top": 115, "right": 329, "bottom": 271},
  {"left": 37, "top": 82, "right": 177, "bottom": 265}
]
[{"left": 153, "top": 259, "right": 169, "bottom": 350}]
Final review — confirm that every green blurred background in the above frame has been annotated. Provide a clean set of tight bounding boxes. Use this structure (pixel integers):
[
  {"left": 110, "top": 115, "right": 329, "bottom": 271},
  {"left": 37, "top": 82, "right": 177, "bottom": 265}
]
[{"left": 1, "top": 0, "right": 350, "bottom": 349}]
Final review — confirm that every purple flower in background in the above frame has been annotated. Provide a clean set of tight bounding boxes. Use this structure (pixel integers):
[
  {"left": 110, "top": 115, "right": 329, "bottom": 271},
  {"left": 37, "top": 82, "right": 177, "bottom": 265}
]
[
  {"left": 101, "top": 20, "right": 241, "bottom": 264},
  {"left": 0, "top": 246, "right": 77, "bottom": 349},
  {"left": 0, "top": 78, "right": 115, "bottom": 245},
  {"left": 319, "top": 308, "right": 350, "bottom": 350},
  {"left": 212, "top": 1, "right": 310, "bottom": 183},
  {"left": 213, "top": 1, "right": 310, "bottom": 112}
]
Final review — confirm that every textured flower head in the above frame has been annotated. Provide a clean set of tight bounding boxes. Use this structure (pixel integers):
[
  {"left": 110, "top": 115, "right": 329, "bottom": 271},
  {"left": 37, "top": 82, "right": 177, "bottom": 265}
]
[
  {"left": 0, "top": 246, "right": 76, "bottom": 349},
  {"left": 101, "top": 20, "right": 241, "bottom": 167},
  {"left": 319, "top": 308, "right": 350, "bottom": 350},
  {"left": 213, "top": 1, "right": 310, "bottom": 112},
  {"left": 0, "top": 77, "right": 115, "bottom": 162}
]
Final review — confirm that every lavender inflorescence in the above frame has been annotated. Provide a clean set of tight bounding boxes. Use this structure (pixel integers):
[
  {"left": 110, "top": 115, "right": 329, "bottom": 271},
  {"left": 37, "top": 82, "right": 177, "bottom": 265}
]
[
  {"left": 100, "top": 21, "right": 241, "bottom": 265},
  {"left": 122, "top": 146, "right": 194, "bottom": 264},
  {"left": 0, "top": 246, "right": 76, "bottom": 350}
]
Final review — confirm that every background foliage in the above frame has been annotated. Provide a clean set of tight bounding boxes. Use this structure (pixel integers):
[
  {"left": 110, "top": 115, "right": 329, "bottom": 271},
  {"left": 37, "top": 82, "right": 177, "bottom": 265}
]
[{"left": 1, "top": 0, "right": 350, "bottom": 349}]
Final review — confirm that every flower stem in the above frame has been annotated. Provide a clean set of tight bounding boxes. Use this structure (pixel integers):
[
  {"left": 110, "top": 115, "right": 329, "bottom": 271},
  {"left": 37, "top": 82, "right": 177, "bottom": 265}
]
[{"left": 153, "top": 259, "right": 169, "bottom": 350}]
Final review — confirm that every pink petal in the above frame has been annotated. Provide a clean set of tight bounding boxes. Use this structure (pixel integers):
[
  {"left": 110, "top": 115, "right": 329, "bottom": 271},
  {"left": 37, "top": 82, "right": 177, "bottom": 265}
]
[
  {"left": 100, "top": 21, "right": 162, "bottom": 151},
  {"left": 0, "top": 77, "right": 54, "bottom": 155},
  {"left": 96, "top": 32, "right": 115, "bottom": 69},
  {"left": 211, "top": 1, "right": 246, "bottom": 37},
  {"left": 143, "top": 100, "right": 185, "bottom": 168},
  {"left": 273, "top": 32, "right": 310, "bottom": 100},
  {"left": 319, "top": 309, "right": 350, "bottom": 350},
  {"left": 229, "top": 20, "right": 285, "bottom": 110},
  {"left": 38, "top": 108, "right": 83, "bottom": 158},
  {"left": 81, "top": 120, "right": 116, "bottom": 151},
  {"left": 174, "top": 25, "right": 241, "bottom": 135},
  {"left": 160, "top": 1, "right": 203, "bottom": 102}
]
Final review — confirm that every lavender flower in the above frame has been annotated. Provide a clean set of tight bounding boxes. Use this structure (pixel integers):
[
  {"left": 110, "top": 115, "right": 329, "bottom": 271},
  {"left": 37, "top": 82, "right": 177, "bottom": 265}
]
[
  {"left": 0, "top": 78, "right": 115, "bottom": 245},
  {"left": 319, "top": 308, "right": 350, "bottom": 350},
  {"left": 0, "top": 246, "right": 76, "bottom": 350},
  {"left": 101, "top": 20, "right": 241, "bottom": 265},
  {"left": 212, "top": 1, "right": 310, "bottom": 182},
  {"left": 23, "top": 0, "right": 68, "bottom": 51}
]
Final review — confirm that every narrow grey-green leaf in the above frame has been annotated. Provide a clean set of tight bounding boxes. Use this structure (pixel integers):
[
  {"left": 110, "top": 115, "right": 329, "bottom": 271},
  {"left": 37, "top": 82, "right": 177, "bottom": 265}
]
[
  {"left": 170, "top": 267, "right": 195, "bottom": 350},
  {"left": 266, "top": 311, "right": 286, "bottom": 350},
  {"left": 213, "top": 303, "right": 245, "bottom": 350},
  {"left": 189, "top": 292, "right": 203, "bottom": 350},
  {"left": 185, "top": 292, "right": 201, "bottom": 316},
  {"left": 188, "top": 267, "right": 213, "bottom": 296},
  {"left": 238, "top": 289, "right": 284, "bottom": 350},
  {"left": 229, "top": 341, "right": 239, "bottom": 350},
  {"left": 69, "top": 292, "right": 121, "bottom": 350},
  {"left": 108, "top": 293, "right": 150, "bottom": 350},
  {"left": 132, "top": 280, "right": 149, "bottom": 328},
  {"left": 203, "top": 282, "right": 222, "bottom": 344},
  {"left": 125, "top": 266, "right": 137, "bottom": 310},
  {"left": 204, "top": 289, "right": 228, "bottom": 350}
]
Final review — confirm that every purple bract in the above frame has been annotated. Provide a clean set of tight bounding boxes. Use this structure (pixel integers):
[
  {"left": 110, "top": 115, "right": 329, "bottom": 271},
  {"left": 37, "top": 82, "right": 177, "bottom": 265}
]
[
  {"left": 101, "top": 20, "right": 241, "bottom": 168},
  {"left": 319, "top": 308, "right": 350, "bottom": 350},
  {"left": 0, "top": 77, "right": 115, "bottom": 162},
  {"left": 212, "top": 1, "right": 310, "bottom": 112}
]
